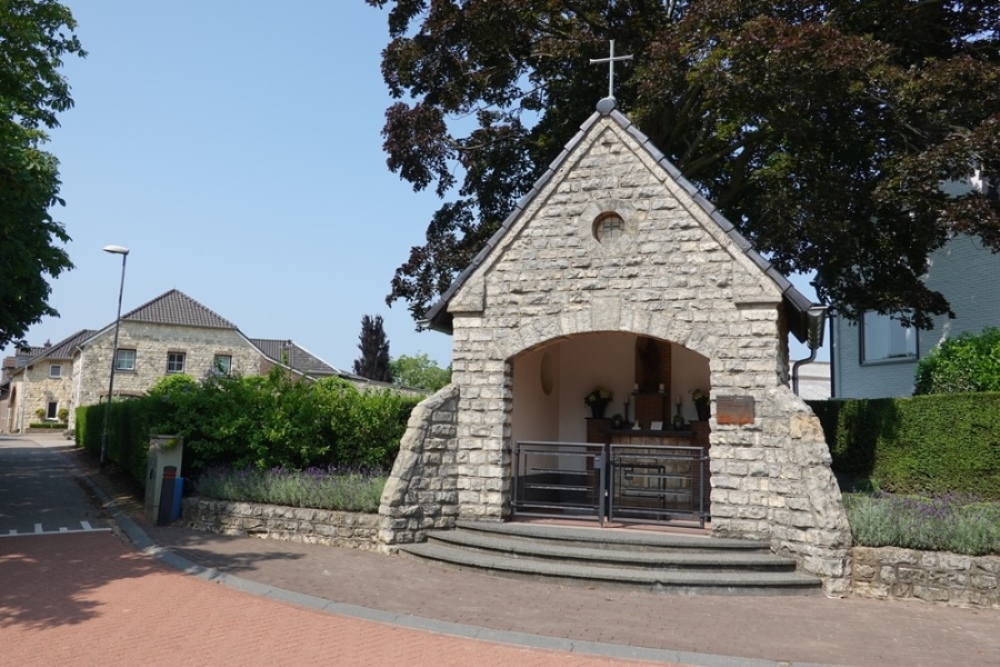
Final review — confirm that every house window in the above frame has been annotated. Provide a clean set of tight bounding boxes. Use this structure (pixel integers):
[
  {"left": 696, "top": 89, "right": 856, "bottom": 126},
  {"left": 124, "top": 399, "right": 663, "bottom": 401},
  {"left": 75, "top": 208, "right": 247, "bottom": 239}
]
[
  {"left": 212, "top": 355, "right": 232, "bottom": 375},
  {"left": 862, "top": 312, "right": 917, "bottom": 362},
  {"left": 116, "top": 349, "right": 136, "bottom": 371},
  {"left": 47, "top": 401, "right": 58, "bottom": 420},
  {"left": 594, "top": 212, "right": 625, "bottom": 243},
  {"left": 49, "top": 364, "right": 62, "bottom": 378},
  {"left": 167, "top": 352, "right": 186, "bottom": 373}
]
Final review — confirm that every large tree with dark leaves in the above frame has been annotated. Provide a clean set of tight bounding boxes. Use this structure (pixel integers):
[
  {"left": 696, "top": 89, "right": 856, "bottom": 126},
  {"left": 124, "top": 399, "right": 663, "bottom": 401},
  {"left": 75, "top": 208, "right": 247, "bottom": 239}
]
[
  {"left": 353, "top": 314, "right": 393, "bottom": 382},
  {"left": 0, "top": 1, "right": 85, "bottom": 348},
  {"left": 367, "top": 0, "right": 1000, "bottom": 329}
]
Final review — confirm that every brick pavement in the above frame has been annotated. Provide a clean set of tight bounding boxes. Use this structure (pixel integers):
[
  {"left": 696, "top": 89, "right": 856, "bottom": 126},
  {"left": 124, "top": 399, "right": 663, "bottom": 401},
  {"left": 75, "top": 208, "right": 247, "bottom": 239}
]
[
  {"left": 143, "top": 524, "right": 1000, "bottom": 667},
  {"left": 21, "top": 435, "right": 1000, "bottom": 667},
  {"left": 0, "top": 533, "right": 661, "bottom": 666}
]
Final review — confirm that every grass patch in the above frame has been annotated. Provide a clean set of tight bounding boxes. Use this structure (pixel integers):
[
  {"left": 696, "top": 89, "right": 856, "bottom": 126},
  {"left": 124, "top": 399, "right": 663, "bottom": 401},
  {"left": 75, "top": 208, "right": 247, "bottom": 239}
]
[
  {"left": 195, "top": 466, "right": 386, "bottom": 513},
  {"left": 844, "top": 492, "right": 1000, "bottom": 556}
]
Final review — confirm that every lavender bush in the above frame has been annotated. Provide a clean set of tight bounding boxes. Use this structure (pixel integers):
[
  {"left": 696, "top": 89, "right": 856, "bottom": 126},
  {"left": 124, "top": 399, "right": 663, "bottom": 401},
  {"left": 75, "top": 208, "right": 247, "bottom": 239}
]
[
  {"left": 195, "top": 465, "right": 386, "bottom": 513},
  {"left": 844, "top": 492, "right": 1000, "bottom": 556}
]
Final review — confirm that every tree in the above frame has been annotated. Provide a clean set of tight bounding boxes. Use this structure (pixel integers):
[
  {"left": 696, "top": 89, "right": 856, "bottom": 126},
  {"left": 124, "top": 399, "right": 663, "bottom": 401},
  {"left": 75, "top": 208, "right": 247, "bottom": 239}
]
[
  {"left": 353, "top": 314, "right": 392, "bottom": 382},
  {"left": 389, "top": 352, "right": 451, "bottom": 391},
  {"left": 366, "top": 0, "right": 1000, "bottom": 330},
  {"left": 0, "top": 0, "right": 85, "bottom": 349}
]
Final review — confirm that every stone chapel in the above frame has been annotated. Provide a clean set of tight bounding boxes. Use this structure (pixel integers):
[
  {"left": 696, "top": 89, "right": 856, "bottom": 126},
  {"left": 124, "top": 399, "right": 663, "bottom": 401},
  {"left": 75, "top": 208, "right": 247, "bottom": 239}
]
[{"left": 378, "top": 97, "right": 852, "bottom": 594}]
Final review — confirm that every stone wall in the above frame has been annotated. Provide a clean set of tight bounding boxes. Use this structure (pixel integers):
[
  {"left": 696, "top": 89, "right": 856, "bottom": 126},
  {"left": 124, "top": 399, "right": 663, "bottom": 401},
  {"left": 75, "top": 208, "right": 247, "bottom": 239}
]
[
  {"left": 378, "top": 384, "right": 461, "bottom": 550},
  {"left": 852, "top": 546, "right": 1000, "bottom": 609},
  {"left": 182, "top": 498, "right": 380, "bottom": 551},
  {"left": 710, "top": 386, "right": 852, "bottom": 595}
]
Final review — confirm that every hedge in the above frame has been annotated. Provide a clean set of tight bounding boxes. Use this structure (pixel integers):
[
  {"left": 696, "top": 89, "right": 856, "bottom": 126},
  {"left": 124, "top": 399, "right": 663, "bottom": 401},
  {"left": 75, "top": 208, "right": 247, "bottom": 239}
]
[
  {"left": 75, "top": 370, "right": 422, "bottom": 490},
  {"left": 76, "top": 399, "right": 154, "bottom": 489},
  {"left": 808, "top": 393, "right": 1000, "bottom": 499}
]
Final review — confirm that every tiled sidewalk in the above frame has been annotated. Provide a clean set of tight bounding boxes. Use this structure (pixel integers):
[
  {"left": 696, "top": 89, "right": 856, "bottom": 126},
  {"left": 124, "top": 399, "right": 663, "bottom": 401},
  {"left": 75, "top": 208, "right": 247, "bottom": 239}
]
[{"left": 48, "top": 435, "right": 1000, "bottom": 666}]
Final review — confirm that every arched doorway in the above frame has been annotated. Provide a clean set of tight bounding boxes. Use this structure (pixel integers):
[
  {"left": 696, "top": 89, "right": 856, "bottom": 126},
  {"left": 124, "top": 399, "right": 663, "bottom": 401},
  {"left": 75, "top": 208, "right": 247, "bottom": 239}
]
[{"left": 508, "top": 332, "right": 712, "bottom": 527}]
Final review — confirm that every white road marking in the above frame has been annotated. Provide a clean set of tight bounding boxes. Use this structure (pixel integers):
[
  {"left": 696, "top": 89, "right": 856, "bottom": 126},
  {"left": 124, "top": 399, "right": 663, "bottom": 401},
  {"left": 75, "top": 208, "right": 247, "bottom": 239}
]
[{"left": 0, "top": 522, "right": 112, "bottom": 538}]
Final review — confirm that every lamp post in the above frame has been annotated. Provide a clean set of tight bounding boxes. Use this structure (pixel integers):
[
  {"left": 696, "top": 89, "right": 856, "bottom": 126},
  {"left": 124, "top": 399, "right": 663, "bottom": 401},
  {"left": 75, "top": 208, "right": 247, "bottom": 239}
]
[{"left": 100, "top": 245, "right": 129, "bottom": 466}]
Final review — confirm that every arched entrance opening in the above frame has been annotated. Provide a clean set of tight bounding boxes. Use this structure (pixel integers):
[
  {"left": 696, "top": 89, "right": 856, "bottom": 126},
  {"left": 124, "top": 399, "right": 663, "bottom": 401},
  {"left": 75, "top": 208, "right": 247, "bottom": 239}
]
[{"left": 508, "top": 331, "right": 712, "bottom": 527}]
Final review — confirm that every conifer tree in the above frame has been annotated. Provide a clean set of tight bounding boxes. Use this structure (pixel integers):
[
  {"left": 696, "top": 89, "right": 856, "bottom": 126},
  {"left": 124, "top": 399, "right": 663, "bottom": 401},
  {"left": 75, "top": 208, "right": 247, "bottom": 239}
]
[{"left": 353, "top": 314, "right": 392, "bottom": 382}]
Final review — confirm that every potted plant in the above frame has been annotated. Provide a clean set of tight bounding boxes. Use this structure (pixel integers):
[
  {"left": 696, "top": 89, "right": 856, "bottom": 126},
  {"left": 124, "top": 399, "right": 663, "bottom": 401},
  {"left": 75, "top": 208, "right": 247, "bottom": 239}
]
[
  {"left": 584, "top": 387, "right": 613, "bottom": 419},
  {"left": 692, "top": 389, "right": 710, "bottom": 421}
]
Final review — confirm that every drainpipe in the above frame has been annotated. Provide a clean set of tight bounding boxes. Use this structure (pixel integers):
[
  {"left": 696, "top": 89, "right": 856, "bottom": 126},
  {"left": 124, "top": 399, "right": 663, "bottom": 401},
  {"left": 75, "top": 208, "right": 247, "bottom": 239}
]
[{"left": 792, "top": 305, "right": 828, "bottom": 396}]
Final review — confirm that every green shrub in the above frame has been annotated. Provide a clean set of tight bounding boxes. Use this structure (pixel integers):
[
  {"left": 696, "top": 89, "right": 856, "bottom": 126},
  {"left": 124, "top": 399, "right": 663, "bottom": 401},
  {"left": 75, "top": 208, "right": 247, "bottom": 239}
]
[
  {"left": 77, "top": 369, "right": 421, "bottom": 487},
  {"left": 195, "top": 465, "right": 386, "bottom": 512},
  {"left": 809, "top": 394, "right": 1000, "bottom": 499},
  {"left": 915, "top": 327, "right": 1000, "bottom": 395},
  {"left": 844, "top": 493, "right": 1000, "bottom": 556},
  {"left": 139, "top": 369, "right": 420, "bottom": 474}
]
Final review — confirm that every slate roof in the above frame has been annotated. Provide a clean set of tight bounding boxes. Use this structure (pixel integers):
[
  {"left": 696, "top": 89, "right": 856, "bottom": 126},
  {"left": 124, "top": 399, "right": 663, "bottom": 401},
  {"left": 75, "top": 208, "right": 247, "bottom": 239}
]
[
  {"left": 424, "top": 99, "right": 815, "bottom": 342},
  {"left": 31, "top": 330, "right": 96, "bottom": 360},
  {"left": 120, "top": 289, "right": 238, "bottom": 329},
  {"left": 0, "top": 330, "right": 94, "bottom": 384},
  {"left": 248, "top": 338, "right": 341, "bottom": 377}
]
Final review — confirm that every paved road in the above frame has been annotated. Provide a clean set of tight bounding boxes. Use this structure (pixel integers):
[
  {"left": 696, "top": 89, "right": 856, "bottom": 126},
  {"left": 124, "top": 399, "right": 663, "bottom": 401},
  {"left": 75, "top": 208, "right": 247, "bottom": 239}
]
[
  {"left": 0, "top": 436, "right": 662, "bottom": 666},
  {"left": 0, "top": 436, "right": 111, "bottom": 537}
]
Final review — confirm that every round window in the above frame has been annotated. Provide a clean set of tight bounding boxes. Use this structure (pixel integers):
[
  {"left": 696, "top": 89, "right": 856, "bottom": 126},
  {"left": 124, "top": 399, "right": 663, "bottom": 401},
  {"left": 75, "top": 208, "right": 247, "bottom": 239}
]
[{"left": 594, "top": 212, "right": 625, "bottom": 243}]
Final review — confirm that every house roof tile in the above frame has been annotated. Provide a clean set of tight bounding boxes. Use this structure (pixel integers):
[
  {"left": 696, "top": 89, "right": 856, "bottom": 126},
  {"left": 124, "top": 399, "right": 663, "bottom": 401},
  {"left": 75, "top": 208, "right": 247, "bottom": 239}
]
[
  {"left": 248, "top": 338, "right": 341, "bottom": 377},
  {"left": 120, "top": 289, "right": 238, "bottom": 329}
]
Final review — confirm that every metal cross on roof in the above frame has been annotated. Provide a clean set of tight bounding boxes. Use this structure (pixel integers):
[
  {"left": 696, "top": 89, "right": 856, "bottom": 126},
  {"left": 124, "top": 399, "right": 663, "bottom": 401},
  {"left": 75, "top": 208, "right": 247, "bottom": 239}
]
[{"left": 590, "top": 39, "right": 633, "bottom": 100}]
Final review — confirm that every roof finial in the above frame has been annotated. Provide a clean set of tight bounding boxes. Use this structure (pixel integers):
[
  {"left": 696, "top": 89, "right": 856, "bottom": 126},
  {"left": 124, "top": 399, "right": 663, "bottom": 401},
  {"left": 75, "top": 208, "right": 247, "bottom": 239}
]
[{"left": 590, "top": 39, "right": 633, "bottom": 109}]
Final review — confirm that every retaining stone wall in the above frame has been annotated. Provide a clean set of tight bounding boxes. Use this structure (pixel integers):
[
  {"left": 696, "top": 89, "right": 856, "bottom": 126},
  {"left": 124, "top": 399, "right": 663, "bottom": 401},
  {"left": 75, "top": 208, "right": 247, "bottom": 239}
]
[
  {"left": 377, "top": 384, "right": 461, "bottom": 550},
  {"left": 852, "top": 546, "right": 1000, "bottom": 609},
  {"left": 182, "top": 498, "right": 380, "bottom": 551}
]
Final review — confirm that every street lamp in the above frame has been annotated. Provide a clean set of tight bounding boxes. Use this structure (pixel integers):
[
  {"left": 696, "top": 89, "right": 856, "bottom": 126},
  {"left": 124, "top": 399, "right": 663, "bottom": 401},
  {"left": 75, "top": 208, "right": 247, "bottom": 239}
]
[{"left": 100, "top": 245, "right": 129, "bottom": 466}]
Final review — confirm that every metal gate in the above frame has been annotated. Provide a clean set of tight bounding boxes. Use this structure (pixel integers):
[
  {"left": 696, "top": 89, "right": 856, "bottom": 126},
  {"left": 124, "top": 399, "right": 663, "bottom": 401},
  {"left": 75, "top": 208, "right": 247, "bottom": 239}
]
[{"left": 511, "top": 441, "right": 709, "bottom": 527}]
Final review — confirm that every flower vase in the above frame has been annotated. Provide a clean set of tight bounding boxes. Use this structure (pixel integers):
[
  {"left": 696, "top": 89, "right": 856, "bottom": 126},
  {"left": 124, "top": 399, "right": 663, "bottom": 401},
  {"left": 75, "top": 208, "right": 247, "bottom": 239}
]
[
  {"left": 590, "top": 401, "right": 608, "bottom": 419},
  {"left": 695, "top": 402, "right": 710, "bottom": 422}
]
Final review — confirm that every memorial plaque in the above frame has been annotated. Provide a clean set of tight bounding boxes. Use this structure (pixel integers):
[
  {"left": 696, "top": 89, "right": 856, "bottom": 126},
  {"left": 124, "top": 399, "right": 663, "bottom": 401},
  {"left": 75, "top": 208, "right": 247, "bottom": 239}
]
[{"left": 716, "top": 395, "right": 755, "bottom": 425}]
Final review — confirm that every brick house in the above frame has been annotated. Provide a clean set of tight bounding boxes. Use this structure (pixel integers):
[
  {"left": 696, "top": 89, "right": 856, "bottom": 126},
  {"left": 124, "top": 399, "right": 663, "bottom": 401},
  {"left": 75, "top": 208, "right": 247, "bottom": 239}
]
[
  {"left": 378, "top": 98, "right": 852, "bottom": 594},
  {"left": 1, "top": 289, "right": 352, "bottom": 432}
]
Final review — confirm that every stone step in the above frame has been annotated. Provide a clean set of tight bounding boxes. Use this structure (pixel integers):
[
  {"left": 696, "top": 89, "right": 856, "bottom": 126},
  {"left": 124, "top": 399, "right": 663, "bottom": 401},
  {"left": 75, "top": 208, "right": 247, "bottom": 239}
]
[
  {"left": 455, "top": 519, "right": 771, "bottom": 552},
  {"left": 426, "top": 529, "right": 797, "bottom": 571},
  {"left": 401, "top": 541, "right": 822, "bottom": 596}
]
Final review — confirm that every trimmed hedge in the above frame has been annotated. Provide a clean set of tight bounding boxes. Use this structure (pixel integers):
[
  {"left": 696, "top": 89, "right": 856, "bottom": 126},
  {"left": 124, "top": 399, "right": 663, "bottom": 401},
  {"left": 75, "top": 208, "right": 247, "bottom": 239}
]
[
  {"left": 76, "top": 399, "right": 154, "bottom": 488},
  {"left": 808, "top": 393, "right": 1000, "bottom": 499}
]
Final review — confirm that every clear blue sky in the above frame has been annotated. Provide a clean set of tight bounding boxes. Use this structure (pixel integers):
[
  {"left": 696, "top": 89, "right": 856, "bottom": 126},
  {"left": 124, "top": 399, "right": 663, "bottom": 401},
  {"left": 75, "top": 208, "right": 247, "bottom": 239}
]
[{"left": 9, "top": 1, "right": 825, "bottom": 369}]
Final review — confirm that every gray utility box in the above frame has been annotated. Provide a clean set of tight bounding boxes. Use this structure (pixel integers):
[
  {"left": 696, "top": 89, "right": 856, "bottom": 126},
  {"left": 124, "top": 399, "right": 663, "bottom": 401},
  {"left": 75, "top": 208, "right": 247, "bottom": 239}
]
[{"left": 145, "top": 434, "right": 184, "bottom": 523}]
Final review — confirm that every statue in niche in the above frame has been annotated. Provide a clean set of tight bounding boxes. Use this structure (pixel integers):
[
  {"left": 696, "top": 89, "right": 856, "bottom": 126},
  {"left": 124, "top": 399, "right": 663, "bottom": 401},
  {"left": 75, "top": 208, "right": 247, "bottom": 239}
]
[{"left": 634, "top": 336, "right": 660, "bottom": 393}]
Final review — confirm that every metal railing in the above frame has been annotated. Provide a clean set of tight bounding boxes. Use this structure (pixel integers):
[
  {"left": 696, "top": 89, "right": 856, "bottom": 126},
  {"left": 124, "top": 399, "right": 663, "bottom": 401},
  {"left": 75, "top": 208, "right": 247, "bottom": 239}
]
[
  {"left": 512, "top": 440, "right": 708, "bottom": 527},
  {"left": 511, "top": 441, "right": 605, "bottom": 523},
  {"left": 609, "top": 444, "right": 708, "bottom": 527}
]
